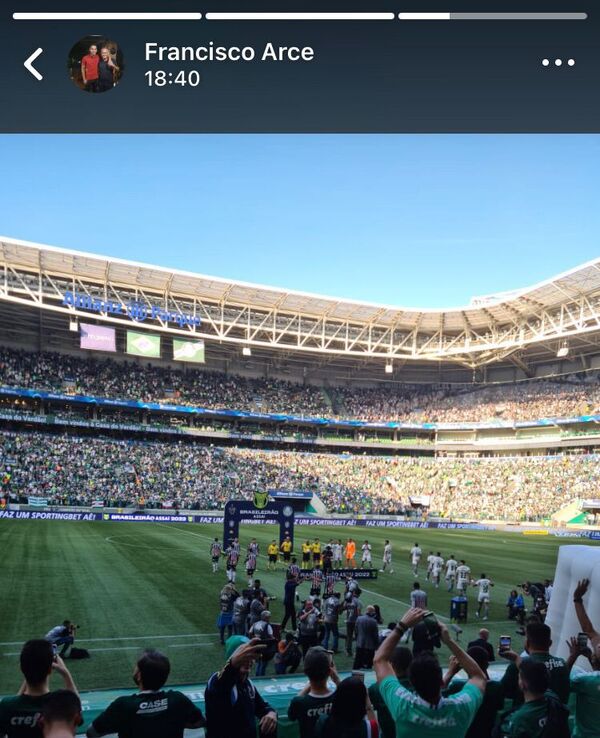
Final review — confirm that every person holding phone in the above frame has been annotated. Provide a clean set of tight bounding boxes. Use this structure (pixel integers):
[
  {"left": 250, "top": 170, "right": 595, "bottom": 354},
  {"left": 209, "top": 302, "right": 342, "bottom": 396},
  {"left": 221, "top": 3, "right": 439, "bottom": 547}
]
[
  {"left": 373, "top": 608, "right": 485, "bottom": 737},
  {"left": 0, "top": 640, "right": 78, "bottom": 738},
  {"left": 570, "top": 579, "right": 600, "bottom": 738},
  {"left": 288, "top": 647, "right": 340, "bottom": 738},
  {"left": 500, "top": 622, "right": 569, "bottom": 706}
]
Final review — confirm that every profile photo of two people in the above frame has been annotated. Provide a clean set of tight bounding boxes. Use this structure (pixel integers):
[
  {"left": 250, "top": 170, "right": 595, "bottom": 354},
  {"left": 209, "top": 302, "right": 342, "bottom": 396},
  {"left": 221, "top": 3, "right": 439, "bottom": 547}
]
[{"left": 69, "top": 36, "right": 123, "bottom": 93}]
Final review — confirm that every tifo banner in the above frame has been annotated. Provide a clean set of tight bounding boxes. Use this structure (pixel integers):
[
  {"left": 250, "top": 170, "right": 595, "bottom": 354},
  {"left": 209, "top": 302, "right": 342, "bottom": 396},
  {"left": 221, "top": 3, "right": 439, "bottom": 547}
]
[
  {"left": 27, "top": 496, "right": 49, "bottom": 507},
  {"left": 173, "top": 338, "right": 205, "bottom": 363},
  {"left": 80, "top": 323, "right": 116, "bottom": 352},
  {"left": 126, "top": 331, "right": 161, "bottom": 358}
]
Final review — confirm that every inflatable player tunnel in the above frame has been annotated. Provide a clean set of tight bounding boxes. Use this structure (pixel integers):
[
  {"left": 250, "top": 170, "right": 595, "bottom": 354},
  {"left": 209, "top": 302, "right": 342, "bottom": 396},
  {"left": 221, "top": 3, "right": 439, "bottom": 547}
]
[{"left": 546, "top": 544, "right": 600, "bottom": 671}]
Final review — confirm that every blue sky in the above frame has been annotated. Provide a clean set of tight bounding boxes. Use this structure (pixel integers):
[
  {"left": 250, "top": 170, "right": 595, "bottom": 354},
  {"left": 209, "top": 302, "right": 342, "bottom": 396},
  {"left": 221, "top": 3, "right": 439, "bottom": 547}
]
[{"left": 0, "top": 135, "right": 598, "bottom": 308}]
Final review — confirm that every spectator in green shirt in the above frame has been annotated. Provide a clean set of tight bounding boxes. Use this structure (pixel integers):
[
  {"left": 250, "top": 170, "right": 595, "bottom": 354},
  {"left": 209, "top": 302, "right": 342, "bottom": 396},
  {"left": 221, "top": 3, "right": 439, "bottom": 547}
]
[
  {"left": 0, "top": 640, "right": 78, "bottom": 738},
  {"left": 500, "top": 622, "right": 570, "bottom": 705},
  {"left": 443, "top": 645, "right": 504, "bottom": 738},
  {"left": 369, "top": 646, "right": 412, "bottom": 738},
  {"left": 288, "top": 646, "right": 341, "bottom": 738},
  {"left": 86, "top": 649, "right": 205, "bottom": 738},
  {"left": 570, "top": 578, "right": 600, "bottom": 738},
  {"left": 373, "top": 607, "right": 486, "bottom": 738},
  {"left": 498, "top": 659, "right": 570, "bottom": 738},
  {"left": 40, "top": 690, "right": 82, "bottom": 738}
]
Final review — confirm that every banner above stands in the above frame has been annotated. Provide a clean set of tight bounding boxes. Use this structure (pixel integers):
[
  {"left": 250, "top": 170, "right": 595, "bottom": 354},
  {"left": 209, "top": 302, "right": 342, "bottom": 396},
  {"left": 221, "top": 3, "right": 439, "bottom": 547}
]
[{"left": 2, "top": 385, "right": 600, "bottom": 432}]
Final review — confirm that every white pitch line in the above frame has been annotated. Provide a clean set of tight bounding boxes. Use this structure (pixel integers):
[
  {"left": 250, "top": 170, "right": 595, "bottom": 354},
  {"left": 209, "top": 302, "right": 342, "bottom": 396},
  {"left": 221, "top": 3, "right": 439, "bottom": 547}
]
[
  {"left": 3, "top": 642, "right": 214, "bottom": 657},
  {"left": 0, "top": 633, "right": 218, "bottom": 647}
]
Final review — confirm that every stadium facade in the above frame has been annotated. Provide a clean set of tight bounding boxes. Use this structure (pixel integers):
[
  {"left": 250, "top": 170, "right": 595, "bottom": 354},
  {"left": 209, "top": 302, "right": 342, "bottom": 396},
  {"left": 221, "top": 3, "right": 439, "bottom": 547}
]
[
  {"left": 2, "top": 236, "right": 600, "bottom": 384},
  {"left": 2, "top": 236, "right": 600, "bottom": 460}
]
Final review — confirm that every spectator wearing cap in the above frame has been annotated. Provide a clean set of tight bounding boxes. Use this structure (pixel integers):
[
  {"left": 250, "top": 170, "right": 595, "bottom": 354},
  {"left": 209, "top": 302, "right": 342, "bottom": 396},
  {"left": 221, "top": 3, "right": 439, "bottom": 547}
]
[
  {"left": 369, "top": 646, "right": 412, "bottom": 738},
  {"left": 353, "top": 606, "right": 380, "bottom": 670},
  {"left": 314, "top": 676, "right": 377, "bottom": 738},
  {"left": 205, "top": 636, "right": 278, "bottom": 738},
  {"left": 373, "top": 607, "right": 485, "bottom": 738},
  {"left": 443, "top": 646, "right": 504, "bottom": 738},
  {"left": 0, "top": 640, "right": 77, "bottom": 738},
  {"left": 86, "top": 650, "right": 204, "bottom": 737},
  {"left": 288, "top": 647, "right": 340, "bottom": 738},
  {"left": 40, "top": 690, "right": 82, "bottom": 738},
  {"left": 467, "top": 629, "right": 495, "bottom": 663}
]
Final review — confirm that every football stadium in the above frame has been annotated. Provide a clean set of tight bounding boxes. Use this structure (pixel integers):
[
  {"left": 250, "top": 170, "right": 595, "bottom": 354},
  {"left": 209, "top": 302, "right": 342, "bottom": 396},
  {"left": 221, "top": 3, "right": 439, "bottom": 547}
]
[{"left": 1, "top": 234, "right": 600, "bottom": 738}]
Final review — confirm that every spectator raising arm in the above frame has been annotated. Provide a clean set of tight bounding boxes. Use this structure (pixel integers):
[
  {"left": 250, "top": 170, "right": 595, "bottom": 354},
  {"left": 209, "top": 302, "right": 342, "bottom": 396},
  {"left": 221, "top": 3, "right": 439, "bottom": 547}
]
[
  {"left": 438, "top": 623, "right": 487, "bottom": 694},
  {"left": 373, "top": 608, "right": 425, "bottom": 682},
  {"left": 573, "top": 579, "right": 600, "bottom": 649}
]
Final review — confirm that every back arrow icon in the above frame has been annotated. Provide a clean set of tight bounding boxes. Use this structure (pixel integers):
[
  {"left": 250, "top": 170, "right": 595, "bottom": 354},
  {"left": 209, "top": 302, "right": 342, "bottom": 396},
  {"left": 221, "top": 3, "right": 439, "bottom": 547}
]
[{"left": 24, "top": 48, "right": 43, "bottom": 80}]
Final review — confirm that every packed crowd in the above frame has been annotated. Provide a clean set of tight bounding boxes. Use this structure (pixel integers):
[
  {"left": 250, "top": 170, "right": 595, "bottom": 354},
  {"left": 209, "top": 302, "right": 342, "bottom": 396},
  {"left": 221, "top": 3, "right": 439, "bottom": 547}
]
[
  {"left": 0, "top": 347, "right": 329, "bottom": 417},
  {"left": 337, "top": 379, "right": 600, "bottom": 424},
  {"left": 2, "top": 346, "right": 600, "bottom": 425},
  {"left": 1, "top": 579, "right": 598, "bottom": 738},
  {"left": 2, "top": 429, "right": 598, "bottom": 519}
]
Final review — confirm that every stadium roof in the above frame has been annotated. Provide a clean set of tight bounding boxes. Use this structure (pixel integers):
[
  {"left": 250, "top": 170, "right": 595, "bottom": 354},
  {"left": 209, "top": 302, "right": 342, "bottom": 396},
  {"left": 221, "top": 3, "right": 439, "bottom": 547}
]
[{"left": 1, "top": 236, "right": 600, "bottom": 374}]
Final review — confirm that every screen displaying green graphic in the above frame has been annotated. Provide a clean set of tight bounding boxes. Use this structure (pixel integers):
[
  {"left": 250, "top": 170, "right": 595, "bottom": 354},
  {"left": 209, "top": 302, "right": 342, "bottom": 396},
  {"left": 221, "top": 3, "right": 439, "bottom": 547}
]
[{"left": 173, "top": 339, "right": 205, "bottom": 363}]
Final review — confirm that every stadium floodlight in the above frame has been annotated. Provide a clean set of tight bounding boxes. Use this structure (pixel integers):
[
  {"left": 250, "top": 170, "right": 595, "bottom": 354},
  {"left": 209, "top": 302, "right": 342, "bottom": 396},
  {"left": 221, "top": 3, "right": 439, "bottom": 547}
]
[
  {"left": 242, "top": 346, "right": 252, "bottom": 357},
  {"left": 69, "top": 319, "right": 79, "bottom": 332},
  {"left": 557, "top": 344, "right": 569, "bottom": 358},
  {"left": 385, "top": 361, "right": 393, "bottom": 374}
]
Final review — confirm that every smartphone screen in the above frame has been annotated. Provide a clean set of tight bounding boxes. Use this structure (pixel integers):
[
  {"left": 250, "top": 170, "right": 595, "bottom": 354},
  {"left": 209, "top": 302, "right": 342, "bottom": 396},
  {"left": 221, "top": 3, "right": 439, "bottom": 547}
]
[
  {"left": 499, "top": 636, "right": 512, "bottom": 652},
  {"left": 1, "top": 0, "right": 599, "bottom": 700}
]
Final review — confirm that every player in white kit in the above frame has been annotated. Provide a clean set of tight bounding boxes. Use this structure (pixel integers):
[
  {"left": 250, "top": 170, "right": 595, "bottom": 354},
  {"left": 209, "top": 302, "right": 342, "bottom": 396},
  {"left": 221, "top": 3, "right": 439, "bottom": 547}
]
[
  {"left": 361, "top": 540, "right": 372, "bottom": 568},
  {"left": 456, "top": 560, "right": 471, "bottom": 595},
  {"left": 380, "top": 540, "right": 393, "bottom": 573},
  {"left": 431, "top": 551, "right": 444, "bottom": 588},
  {"left": 445, "top": 554, "right": 458, "bottom": 591},
  {"left": 410, "top": 543, "right": 422, "bottom": 576},
  {"left": 333, "top": 539, "right": 343, "bottom": 569},
  {"left": 473, "top": 573, "right": 494, "bottom": 620},
  {"left": 426, "top": 551, "right": 436, "bottom": 581}
]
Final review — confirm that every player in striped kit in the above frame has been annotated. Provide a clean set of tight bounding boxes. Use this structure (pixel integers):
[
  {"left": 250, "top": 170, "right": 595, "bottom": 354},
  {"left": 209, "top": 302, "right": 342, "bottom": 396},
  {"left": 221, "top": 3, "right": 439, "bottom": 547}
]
[
  {"left": 287, "top": 557, "right": 301, "bottom": 581},
  {"left": 310, "top": 566, "right": 324, "bottom": 598},
  {"left": 225, "top": 547, "right": 239, "bottom": 583},
  {"left": 324, "top": 571, "right": 337, "bottom": 597},
  {"left": 245, "top": 550, "right": 258, "bottom": 587},
  {"left": 210, "top": 538, "right": 222, "bottom": 573}
]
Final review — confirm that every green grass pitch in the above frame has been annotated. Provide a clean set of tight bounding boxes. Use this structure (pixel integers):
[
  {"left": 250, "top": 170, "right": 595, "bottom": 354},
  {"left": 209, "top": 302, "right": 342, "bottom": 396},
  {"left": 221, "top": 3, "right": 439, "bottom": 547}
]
[{"left": 0, "top": 519, "right": 597, "bottom": 694}]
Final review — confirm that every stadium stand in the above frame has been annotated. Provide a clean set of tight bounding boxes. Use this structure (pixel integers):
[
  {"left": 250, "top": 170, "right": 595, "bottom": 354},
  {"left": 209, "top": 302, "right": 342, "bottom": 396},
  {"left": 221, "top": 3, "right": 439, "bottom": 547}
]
[
  {"left": 2, "top": 430, "right": 599, "bottom": 519},
  {"left": 2, "top": 346, "right": 600, "bottom": 424}
]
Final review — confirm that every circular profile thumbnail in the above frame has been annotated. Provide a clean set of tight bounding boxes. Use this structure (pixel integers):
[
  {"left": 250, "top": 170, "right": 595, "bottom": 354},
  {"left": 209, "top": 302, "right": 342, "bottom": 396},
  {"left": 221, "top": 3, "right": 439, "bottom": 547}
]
[{"left": 68, "top": 35, "right": 124, "bottom": 93}]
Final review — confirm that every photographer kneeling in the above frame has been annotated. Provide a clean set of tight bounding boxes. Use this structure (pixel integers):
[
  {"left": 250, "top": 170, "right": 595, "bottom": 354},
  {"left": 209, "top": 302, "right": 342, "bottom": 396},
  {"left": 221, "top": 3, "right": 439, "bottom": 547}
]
[
  {"left": 44, "top": 622, "right": 77, "bottom": 659},
  {"left": 274, "top": 632, "right": 302, "bottom": 675}
]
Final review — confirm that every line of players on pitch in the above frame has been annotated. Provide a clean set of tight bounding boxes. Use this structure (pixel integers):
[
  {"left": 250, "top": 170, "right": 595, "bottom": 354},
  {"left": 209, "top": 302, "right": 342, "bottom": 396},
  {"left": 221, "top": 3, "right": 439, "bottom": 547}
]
[{"left": 209, "top": 537, "right": 495, "bottom": 619}]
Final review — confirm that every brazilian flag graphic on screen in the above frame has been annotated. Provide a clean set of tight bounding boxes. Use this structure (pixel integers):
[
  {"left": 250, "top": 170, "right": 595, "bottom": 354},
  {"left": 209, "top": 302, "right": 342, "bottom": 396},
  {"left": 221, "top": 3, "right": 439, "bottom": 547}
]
[
  {"left": 126, "top": 331, "right": 161, "bottom": 358},
  {"left": 253, "top": 490, "right": 269, "bottom": 509},
  {"left": 173, "top": 339, "right": 205, "bottom": 363}
]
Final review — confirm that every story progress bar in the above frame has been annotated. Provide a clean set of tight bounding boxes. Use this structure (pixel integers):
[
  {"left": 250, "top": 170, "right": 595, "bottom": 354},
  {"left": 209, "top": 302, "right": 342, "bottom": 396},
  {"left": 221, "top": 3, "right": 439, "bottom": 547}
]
[{"left": 12, "top": 11, "right": 588, "bottom": 21}]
